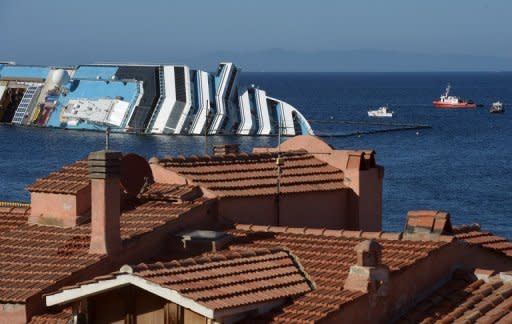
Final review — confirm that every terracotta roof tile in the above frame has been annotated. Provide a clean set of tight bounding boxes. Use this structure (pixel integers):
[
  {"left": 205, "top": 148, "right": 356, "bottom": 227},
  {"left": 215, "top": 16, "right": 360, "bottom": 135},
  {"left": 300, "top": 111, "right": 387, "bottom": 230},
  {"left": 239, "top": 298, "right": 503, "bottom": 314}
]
[
  {"left": 29, "top": 308, "right": 72, "bottom": 324},
  {"left": 228, "top": 225, "right": 447, "bottom": 322},
  {"left": 0, "top": 221, "right": 100, "bottom": 303},
  {"left": 51, "top": 249, "right": 313, "bottom": 313},
  {"left": 159, "top": 151, "right": 346, "bottom": 197},
  {"left": 46, "top": 225, "right": 444, "bottom": 323},
  {"left": 400, "top": 270, "right": 512, "bottom": 323},
  {"left": 0, "top": 196, "right": 209, "bottom": 303},
  {"left": 454, "top": 225, "right": 512, "bottom": 257},
  {"left": 0, "top": 206, "right": 30, "bottom": 234},
  {"left": 119, "top": 198, "right": 207, "bottom": 240},
  {"left": 26, "top": 160, "right": 89, "bottom": 194}
]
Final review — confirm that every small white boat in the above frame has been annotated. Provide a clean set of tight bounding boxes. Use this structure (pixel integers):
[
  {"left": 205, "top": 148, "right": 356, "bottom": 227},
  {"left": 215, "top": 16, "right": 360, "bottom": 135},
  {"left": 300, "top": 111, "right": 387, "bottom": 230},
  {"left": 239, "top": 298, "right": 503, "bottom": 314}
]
[
  {"left": 368, "top": 106, "right": 394, "bottom": 117},
  {"left": 490, "top": 101, "right": 504, "bottom": 113}
]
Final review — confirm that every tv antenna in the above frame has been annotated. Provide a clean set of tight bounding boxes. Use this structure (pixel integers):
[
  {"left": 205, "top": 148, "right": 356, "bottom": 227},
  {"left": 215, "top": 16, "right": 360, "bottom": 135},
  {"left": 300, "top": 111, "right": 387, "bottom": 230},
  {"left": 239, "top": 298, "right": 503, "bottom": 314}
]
[
  {"left": 105, "top": 127, "right": 111, "bottom": 151},
  {"left": 275, "top": 114, "right": 284, "bottom": 225},
  {"left": 204, "top": 100, "right": 210, "bottom": 155}
]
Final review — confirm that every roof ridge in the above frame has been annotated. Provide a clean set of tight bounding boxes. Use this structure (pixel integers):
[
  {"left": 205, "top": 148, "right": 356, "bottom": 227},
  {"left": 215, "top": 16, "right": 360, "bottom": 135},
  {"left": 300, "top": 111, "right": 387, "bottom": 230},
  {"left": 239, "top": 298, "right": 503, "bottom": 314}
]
[
  {"left": 0, "top": 201, "right": 31, "bottom": 209},
  {"left": 452, "top": 223, "right": 482, "bottom": 234},
  {"left": 158, "top": 150, "right": 311, "bottom": 165},
  {"left": 234, "top": 224, "right": 404, "bottom": 240},
  {"left": 280, "top": 247, "right": 317, "bottom": 291},
  {"left": 235, "top": 224, "right": 456, "bottom": 242}
]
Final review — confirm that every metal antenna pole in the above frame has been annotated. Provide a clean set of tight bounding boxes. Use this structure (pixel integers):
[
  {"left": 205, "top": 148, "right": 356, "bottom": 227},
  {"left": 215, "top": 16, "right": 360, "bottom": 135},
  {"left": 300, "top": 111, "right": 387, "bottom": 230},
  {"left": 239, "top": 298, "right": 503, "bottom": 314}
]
[
  {"left": 105, "top": 127, "right": 111, "bottom": 151},
  {"left": 204, "top": 100, "right": 209, "bottom": 155},
  {"left": 275, "top": 112, "right": 283, "bottom": 225},
  {"left": 278, "top": 116, "right": 281, "bottom": 153}
]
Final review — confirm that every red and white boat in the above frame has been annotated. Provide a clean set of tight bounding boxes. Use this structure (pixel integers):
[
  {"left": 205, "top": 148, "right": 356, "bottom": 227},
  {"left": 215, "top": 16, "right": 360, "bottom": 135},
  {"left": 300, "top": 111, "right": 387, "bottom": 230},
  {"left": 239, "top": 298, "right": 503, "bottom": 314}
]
[{"left": 433, "top": 84, "right": 476, "bottom": 109}]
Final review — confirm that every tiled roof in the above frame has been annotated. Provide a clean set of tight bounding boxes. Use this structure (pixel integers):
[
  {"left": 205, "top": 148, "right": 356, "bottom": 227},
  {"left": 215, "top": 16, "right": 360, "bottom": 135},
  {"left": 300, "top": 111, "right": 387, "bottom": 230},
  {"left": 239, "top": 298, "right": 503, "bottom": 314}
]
[
  {"left": 0, "top": 197, "right": 208, "bottom": 303},
  {"left": 158, "top": 151, "right": 346, "bottom": 197},
  {"left": 26, "top": 160, "right": 89, "bottom": 194},
  {"left": 119, "top": 198, "right": 208, "bottom": 240},
  {"left": 454, "top": 224, "right": 512, "bottom": 257},
  {"left": 398, "top": 270, "right": 512, "bottom": 323},
  {"left": 29, "top": 308, "right": 72, "bottom": 324},
  {"left": 0, "top": 221, "right": 100, "bottom": 303},
  {"left": 133, "top": 248, "right": 313, "bottom": 311},
  {"left": 227, "top": 225, "right": 449, "bottom": 323},
  {"left": 48, "top": 248, "right": 313, "bottom": 313},
  {"left": 0, "top": 206, "right": 30, "bottom": 234}
]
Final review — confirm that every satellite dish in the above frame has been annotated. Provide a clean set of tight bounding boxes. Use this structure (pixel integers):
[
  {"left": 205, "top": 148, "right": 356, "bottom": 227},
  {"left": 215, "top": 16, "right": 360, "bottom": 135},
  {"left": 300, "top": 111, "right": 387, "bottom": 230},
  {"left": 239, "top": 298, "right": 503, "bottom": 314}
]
[{"left": 120, "top": 154, "right": 153, "bottom": 197}]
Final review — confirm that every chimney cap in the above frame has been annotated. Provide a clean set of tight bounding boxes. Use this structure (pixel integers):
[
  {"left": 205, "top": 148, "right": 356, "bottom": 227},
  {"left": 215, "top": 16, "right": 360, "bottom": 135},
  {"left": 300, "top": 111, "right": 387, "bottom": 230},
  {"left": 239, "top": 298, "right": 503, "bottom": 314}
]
[
  {"left": 213, "top": 143, "right": 240, "bottom": 156},
  {"left": 88, "top": 150, "right": 123, "bottom": 161},
  {"left": 88, "top": 150, "right": 122, "bottom": 179}
]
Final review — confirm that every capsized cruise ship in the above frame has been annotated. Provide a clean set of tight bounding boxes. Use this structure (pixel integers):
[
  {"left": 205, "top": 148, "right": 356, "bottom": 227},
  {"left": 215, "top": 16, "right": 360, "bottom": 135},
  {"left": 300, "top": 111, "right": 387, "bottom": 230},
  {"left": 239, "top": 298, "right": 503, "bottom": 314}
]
[{"left": 0, "top": 62, "right": 313, "bottom": 135}]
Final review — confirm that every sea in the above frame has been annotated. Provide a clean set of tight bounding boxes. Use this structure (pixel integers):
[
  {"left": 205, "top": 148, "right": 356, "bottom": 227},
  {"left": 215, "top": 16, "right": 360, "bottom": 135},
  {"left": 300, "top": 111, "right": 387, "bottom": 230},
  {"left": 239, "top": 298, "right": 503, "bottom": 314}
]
[{"left": 1, "top": 72, "right": 511, "bottom": 237}]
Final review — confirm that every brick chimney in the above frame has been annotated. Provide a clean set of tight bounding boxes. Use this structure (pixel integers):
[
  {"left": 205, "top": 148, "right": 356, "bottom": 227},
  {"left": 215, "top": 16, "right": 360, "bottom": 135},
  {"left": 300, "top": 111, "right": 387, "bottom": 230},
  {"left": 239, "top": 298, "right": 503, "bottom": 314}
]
[
  {"left": 344, "top": 239, "right": 389, "bottom": 304},
  {"left": 88, "top": 150, "right": 122, "bottom": 255}
]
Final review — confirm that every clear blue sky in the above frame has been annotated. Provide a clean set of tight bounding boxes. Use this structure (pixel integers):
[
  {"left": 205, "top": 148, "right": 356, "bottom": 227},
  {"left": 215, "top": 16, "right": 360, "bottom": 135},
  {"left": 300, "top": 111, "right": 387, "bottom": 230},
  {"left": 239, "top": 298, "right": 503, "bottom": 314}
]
[{"left": 0, "top": 0, "right": 510, "bottom": 66}]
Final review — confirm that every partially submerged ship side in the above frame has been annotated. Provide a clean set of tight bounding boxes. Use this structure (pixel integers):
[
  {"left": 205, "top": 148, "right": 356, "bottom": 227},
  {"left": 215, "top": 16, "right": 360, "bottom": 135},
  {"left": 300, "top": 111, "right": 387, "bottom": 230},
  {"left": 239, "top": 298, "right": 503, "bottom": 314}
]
[{"left": 0, "top": 62, "right": 313, "bottom": 135}]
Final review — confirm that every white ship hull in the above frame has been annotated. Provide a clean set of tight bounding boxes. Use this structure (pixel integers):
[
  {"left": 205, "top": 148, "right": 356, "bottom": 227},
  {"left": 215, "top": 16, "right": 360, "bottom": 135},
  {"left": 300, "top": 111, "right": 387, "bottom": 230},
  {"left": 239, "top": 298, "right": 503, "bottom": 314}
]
[
  {"left": 368, "top": 106, "right": 394, "bottom": 117},
  {"left": 0, "top": 62, "right": 314, "bottom": 136}
]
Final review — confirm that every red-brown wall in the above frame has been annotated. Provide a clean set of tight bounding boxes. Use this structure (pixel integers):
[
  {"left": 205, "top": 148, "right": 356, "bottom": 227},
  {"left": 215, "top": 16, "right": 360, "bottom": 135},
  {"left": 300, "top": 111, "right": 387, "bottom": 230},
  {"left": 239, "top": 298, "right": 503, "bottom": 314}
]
[
  {"left": 217, "top": 190, "right": 349, "bottom": 229},
  {"left": 323, "top": 241, "right": 512, "bottom": 323}
]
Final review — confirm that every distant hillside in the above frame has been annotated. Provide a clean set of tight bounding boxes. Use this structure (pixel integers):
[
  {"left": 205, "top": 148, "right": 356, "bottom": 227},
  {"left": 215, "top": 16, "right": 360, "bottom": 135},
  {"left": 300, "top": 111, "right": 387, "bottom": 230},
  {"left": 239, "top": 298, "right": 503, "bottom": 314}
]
[{"left": 187, "top": 49, "right": 512, "bottom": 72}]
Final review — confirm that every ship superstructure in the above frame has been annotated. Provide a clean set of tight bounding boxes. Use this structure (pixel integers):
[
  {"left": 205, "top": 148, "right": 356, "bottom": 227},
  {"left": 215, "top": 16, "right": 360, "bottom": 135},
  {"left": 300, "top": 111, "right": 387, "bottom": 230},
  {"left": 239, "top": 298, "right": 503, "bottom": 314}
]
[
  {"left": 0, "top": 62, "right": 313, "bottom": 136},
  {"left": 432, "top": 84, "right": 476, "bottom": 109}
]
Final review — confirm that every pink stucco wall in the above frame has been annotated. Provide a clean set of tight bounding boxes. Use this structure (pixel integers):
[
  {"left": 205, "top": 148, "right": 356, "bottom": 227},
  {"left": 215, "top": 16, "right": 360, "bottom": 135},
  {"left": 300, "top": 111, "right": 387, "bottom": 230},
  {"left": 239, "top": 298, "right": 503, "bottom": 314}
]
[
  {"left": 29, "top": 188, "right": 91, "bottom": 227},
  {"left": 0, "top": 304, "right": 26, "bottom": 324}
]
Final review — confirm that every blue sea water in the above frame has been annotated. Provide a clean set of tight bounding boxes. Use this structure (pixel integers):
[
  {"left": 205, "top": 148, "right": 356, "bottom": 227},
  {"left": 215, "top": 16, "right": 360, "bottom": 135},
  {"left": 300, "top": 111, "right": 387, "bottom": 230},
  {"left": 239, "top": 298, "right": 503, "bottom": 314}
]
[{"left": 1, "top": 72, "right": 511, "bottom": 237}]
